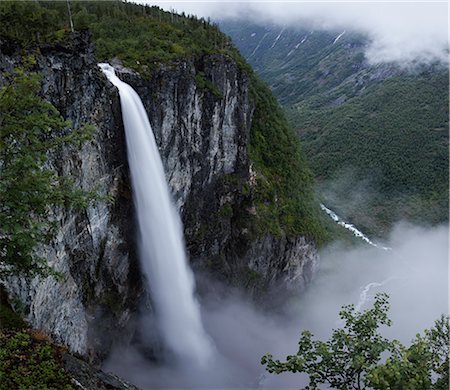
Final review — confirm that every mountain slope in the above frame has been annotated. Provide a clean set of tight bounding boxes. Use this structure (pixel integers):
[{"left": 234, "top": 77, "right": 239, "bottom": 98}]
[
  {"left": 291, "top": 72, "right": 448, "bottom": 235},
  {"left": 221, "top": 19, "right": 449, "bottom": 236},
  {"left": 220, "top": 21, "right": 373, "bottom": 105}
]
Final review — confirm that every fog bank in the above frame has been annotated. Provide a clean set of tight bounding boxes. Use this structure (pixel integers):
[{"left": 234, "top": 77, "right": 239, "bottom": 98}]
[{"left": 105, "top": 223, "right": 448, "bottom": 388}]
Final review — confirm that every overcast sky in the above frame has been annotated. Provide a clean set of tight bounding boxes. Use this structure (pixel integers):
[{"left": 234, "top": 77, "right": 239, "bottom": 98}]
[{"left": 136, "top": 1, "right": 449, "bottom": 65}]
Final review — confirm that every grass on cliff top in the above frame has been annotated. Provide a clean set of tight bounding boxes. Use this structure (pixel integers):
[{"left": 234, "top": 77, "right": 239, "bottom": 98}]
[{"left": 0, "top": 0, "right": 327, "bottom": 244}]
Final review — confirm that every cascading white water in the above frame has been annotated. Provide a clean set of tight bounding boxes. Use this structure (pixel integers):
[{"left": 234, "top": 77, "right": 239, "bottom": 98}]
[
  {"left": 99, "top": 63, "right": 213, "bottom": 366},
  {"left": 320, "top": 203, "right": 391, "bottom": 250}
]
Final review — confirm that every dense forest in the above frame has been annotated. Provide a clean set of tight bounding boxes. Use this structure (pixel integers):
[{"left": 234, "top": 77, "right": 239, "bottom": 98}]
[
  {"left": 222, "top": 21, "right": 449, "bottom": 237},
  {"left": 289, "top": 72, "right": 449, "bottom": 236},
  {"left": 1, "top": 0, "right": 231, "bottom": 71}
]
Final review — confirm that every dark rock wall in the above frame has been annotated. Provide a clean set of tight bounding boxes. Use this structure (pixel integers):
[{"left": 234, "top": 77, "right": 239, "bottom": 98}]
[
  {"left": 119, "top": 54, "right": 318, "bottom": 296},
  {"left": 0, "top": 32, "right": 318, "bottom": 360},
  {"left": 1, "top": 33, "right": 141, "bottom": 361}
]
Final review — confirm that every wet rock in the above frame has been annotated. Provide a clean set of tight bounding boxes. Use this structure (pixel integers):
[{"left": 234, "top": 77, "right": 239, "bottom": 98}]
[{"left": 62, "top": 353, "right": 141, "bottom": 390}]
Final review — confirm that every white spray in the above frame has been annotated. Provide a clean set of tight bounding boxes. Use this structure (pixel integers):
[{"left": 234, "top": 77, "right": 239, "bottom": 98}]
[{"left": 99, "top": 63, "right": 213, "bottom": 366}]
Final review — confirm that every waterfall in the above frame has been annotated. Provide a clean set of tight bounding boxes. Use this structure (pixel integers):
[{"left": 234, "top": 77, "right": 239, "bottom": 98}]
[
  {"left": 99, "top": 63, "right": 213, "bottom": 366},
  {"left": 320, "top": 203, "right": 391, "bottom": 250}
]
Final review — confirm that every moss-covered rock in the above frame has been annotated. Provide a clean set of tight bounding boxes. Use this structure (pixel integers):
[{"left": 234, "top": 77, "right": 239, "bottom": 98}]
[{"left": 0, "top": 289, "right": 140, "bottom": 390}]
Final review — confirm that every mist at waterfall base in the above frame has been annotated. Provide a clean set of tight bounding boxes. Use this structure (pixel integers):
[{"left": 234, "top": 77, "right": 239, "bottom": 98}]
[
  {"left": 99, "top": 63, "right": 447, "bottom": 388},
  {"left": 98, "top": 63, "right": 213, "bottom": 367},
  {"left": 104, "top": 222, "right": 448, "bottom": 388}
]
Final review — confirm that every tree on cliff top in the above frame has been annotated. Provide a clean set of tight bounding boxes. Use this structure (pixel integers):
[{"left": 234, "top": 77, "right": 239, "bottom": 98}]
[
  {"left": 0, "top": 66, "right": 94, "bottom": 278},
  {"left": 262, "top": 293, "right": 449, "bottom": 389}
]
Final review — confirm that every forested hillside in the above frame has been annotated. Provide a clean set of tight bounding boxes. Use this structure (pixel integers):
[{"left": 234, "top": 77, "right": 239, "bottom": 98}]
[
  {"left": 221, "top": 20, "right": 449, "bottom": 237},
  {"left": 289, "top": 72, "right": 448, "bottom": 235},
  {"left": 1, "top": 0, "right": 231, "bottom": 73}
]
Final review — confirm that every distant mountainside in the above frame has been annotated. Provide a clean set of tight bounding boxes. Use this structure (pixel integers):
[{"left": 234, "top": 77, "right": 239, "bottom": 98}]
[
  {"left": 220, "top": 21, "right": 372, "bottom": 105},
  {"left": 221, "top": 20, "right": 449, "bottom": 237}
]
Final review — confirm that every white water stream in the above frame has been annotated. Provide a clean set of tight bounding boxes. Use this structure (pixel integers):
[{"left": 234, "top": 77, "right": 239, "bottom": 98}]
[
  {"left": 99, "top": 64, "right": 213, "bottom": 366},
  {"left": 320, "top": 203, "right": 397, "bottom": 311},
  {"left": 320, "top": 203, "right": 391, "bottom": 250}
]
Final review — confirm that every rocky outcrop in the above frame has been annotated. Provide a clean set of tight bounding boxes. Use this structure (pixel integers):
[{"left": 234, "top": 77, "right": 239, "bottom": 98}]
[
  {"left": 0, "top": 32, "right": 318, "bottom": 359},
  {"left": 0, "top": 33, "right": 141, "bottom": 361},
  {"left": 62, "top": 353, "right": 141, "bottom": 390},
  {"left": 117, "top": 55, "right": 318, "bottom": 296}
]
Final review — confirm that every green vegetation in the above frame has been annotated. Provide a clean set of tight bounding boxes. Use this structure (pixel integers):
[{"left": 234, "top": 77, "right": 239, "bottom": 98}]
[
  {"left": 195, "top": 72, "right": 222, "bottom": 98},
  {"left": 217, "top": 202, "right": 233, "bottom": 218},
  {"left": 0, "top": 67, "right": 94, "bottom": 278},
  {"left": 0, "top": 294, "right": 74, "bottom": 390},
  {"left": 0, "top": 1, "right": 233, "bottom": 75},
  {"left": 262, "top": 294, "right": 449, "bottom": 389},
  {"left": 0, "top": 1, "right": 64, "bottom": 46},
  {"left": 248, "top": 77, "right": 326, "bottom": 243},
  {"left": 0, "top": 331, "right": 74, "bottom": 390},
  {"left": 289, "top": 73, "right": 449, "bottom": 236}
]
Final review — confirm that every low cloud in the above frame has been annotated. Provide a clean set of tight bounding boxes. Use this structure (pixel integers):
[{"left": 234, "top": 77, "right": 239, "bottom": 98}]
[
  {"left": 104, "top": 223, "right": 448, "bottom": 388},
  {"left": 138, "top": 1, "right": 448, "bottom": 66},
  {"left": 298, "top": 223, "right": 448, "bottom": 343}
]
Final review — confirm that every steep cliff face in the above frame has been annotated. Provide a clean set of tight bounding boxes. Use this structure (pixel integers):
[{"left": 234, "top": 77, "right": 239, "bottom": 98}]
[
  {"left": 118, "top": 55, "right": 318, "bottom": 296},
  {"left": 0, "top": 32, "right": 318, "bottom": 359},
  {"left": 0, "top": 33, "right": 141, "bottom": 361}
]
